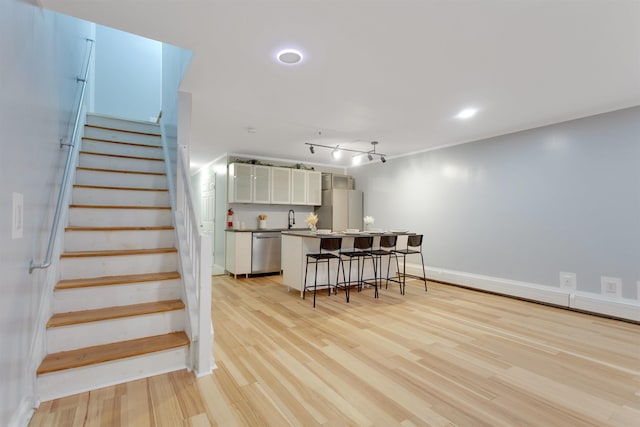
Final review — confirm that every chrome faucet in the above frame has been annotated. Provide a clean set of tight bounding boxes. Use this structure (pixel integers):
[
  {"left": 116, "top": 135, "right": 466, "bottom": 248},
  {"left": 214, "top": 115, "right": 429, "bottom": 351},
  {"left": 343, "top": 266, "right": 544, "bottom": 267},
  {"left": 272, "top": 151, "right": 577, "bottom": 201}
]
[{"left": 288, "top": 209, "right": 295, "bottom": 229}]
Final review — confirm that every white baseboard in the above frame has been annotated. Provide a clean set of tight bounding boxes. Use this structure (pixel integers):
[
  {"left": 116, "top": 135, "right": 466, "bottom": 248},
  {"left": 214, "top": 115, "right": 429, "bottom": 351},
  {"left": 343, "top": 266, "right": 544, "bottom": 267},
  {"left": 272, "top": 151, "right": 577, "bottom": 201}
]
[
  {"left": 571, "top": 293, "right": 640, "bottom": 322},
  {"left": 8, "top": 396, "right": 35, "bottom": 427},
  {"left": 405, "top": 263, "right": 639, "bottom": 322}
]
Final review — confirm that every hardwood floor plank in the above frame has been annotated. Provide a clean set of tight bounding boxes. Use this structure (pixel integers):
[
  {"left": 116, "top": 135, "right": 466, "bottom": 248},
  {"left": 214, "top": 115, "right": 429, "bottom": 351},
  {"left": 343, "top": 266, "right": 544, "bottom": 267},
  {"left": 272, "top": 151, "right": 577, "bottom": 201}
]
[{"left": 31, "top": 276, "right": 640, "bottom": 427}]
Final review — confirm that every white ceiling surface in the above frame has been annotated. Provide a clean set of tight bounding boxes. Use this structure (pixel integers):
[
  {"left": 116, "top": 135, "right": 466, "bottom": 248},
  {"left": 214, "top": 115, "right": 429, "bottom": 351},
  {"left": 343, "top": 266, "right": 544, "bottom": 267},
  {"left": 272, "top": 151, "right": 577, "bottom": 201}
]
[{"left": 43, "top": 0, "right": 640, "bottom": 170}]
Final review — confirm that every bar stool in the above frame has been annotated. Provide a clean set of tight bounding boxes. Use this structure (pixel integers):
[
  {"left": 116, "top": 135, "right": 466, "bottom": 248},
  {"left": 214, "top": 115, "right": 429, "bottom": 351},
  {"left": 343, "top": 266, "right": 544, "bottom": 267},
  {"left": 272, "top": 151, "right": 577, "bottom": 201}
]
[
  {"left": 340, "top": 236, "right": 377, "bottom": 299},
  {"left": 303, "top": 237, "right": 346, "bottom": 307},
  {"left": 368, "top": 234, "right": 398, "bottom": 291},
  {"left": 389, "top": 234, "right": 427, "bottom": 295}
]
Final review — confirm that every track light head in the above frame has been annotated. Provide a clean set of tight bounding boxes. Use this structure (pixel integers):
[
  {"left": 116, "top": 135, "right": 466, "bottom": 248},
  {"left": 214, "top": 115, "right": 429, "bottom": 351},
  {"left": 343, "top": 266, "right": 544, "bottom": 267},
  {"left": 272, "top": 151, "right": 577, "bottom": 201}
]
[
  {"left": 309, "top": 145, "right": 315, "bottom": 154},
  {"left": 367, "top": 153, "right": 373, "bottom": 161},
  {"left": 381, "top": 156, "right": 386, "bottom": 163},
  {"left": 331, "top": 147, "right": 341, "bottom": 160}
]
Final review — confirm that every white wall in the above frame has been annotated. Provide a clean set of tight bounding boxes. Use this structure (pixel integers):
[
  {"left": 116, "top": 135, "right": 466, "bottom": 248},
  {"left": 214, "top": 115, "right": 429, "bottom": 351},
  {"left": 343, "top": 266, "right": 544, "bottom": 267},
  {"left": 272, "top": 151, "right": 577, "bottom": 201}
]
[
  {"left": 0, "top": 1, "right": 94, "bottom": 425},
  {"left": 350, "top": 107, "right": 640, "bottom": 310},
  {"left": 94, "top": 25, "right": 162, "bottom": 122}
]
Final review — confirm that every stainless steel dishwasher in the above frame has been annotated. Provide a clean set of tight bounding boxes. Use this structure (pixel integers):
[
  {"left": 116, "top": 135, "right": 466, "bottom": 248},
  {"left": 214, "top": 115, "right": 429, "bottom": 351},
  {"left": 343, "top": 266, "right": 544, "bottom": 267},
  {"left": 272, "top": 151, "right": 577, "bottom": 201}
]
[{"left": 251, "top": 231, "right": 282, "bottom": 274}]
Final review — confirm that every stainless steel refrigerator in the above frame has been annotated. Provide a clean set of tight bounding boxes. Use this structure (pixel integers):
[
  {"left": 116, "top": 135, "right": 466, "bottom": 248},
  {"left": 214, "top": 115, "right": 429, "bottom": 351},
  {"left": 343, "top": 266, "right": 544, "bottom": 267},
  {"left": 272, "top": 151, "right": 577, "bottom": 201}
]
[{"left": 315, "top": 189, "right": 363, "bottom": 232}]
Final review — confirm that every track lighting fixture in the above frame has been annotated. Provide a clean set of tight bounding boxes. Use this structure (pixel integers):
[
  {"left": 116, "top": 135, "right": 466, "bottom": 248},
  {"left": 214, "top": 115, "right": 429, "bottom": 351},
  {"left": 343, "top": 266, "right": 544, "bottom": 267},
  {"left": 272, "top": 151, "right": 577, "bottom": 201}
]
[{"left": 305, "top": 140, "right": 387, "bottom": 164}]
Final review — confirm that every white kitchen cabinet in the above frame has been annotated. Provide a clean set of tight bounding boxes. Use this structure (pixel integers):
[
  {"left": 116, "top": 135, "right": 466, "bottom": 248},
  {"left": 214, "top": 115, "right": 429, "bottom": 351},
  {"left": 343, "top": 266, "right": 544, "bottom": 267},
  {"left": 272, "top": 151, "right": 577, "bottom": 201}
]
[
  {"left": 225, "top": 231, "right": 252, "bottom": 278},
  {"left": 307, "top": 171, "right": 321, "bottom": 205},
  {"left": 228, "top": 163, "right": 253, "bottom": 203},
  {"left": 271, "top": 167, "right": 291, "bottom": 204},
  {"left": 290, "top": 169, "right": 307, "bottom": 205},
  {"left": 228, "top": 163, "right": 322, "bottom": 205},
  {"left": 253, "top": 165, "right": 271, "bottom": 204}
]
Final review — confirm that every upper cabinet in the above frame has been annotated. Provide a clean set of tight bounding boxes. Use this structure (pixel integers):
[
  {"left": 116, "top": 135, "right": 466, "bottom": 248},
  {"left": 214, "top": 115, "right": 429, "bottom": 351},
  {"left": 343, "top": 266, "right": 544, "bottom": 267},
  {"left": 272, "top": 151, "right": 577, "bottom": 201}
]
[
  {"left": 253, "top": 165, "right": 271, "bottom": 204},
  {"left": 271, "top": 167, "right": 291, "bottom": 204},
  {"left": 307, "top": 171, "right": 321, "bottom": 205},
  {"left": 228, "top": 162, "right": 253, "bottom": 203},
  {"left": 228, "top": 162, "right": 321, "bottom": 205},
  {"left": 290, "top": 169, "right": 307, "bottom": 205}
]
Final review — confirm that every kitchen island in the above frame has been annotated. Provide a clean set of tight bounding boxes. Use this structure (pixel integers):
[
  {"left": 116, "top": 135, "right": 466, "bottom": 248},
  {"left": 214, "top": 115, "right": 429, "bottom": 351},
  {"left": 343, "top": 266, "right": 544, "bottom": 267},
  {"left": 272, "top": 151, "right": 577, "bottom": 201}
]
[{"left": 281, "top": 230, "right": 412, "bottom": 296}]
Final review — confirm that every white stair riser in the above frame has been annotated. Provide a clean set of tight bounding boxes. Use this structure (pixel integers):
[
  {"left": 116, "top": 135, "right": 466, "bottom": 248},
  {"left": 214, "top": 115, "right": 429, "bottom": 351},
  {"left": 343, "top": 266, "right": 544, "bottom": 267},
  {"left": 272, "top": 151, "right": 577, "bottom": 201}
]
[
  {"left": 72, "top": 187, "right": 170, "bottom": 207},
  {"left": 75, "top": 169, "right": 167, "bottom": 190},
  {"left": 37, "top": 346, "right": 188, "bottom": 402},
  {"left": 86, "top": 114, "right": 161, "bottom": 135},
  {"left": 54, "top": 279, "right": 182, "bottom": 312},
  {"left": 68, "top": 208, "right": 172, "bottom": 227},
  {"left": 64, "top": 229, "right": 175, "bottom": 251},
  {"left": 60, "top": 252, "right": 178, "bottom": 279},
  {"left": 47, "top": 310, "right": 185, "bottom": 353},
  {"left": 81, "top": 139, "right": 164, "bottom": 159},
  {"left": 83, "top": 126, "right": 161, "bottom": 146},
  {"left": 79, "top": 153, "right": 165, "bottom": 173}
]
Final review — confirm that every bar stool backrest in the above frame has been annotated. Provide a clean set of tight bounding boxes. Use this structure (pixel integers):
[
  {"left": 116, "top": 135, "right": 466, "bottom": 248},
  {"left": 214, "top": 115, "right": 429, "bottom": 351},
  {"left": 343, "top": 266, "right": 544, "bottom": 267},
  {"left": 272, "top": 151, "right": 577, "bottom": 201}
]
[
  {"left": 320, "top": 237, "right": 342, "bottom": 253},
  {"left": 407, "top": 234, "right": 423, "bottom": 250},
  {"left": 380, "top": 235, "right": 397, "bottom": 249},
  {"left": 353, "top": 236, "right": 374, "bottom": 251}
]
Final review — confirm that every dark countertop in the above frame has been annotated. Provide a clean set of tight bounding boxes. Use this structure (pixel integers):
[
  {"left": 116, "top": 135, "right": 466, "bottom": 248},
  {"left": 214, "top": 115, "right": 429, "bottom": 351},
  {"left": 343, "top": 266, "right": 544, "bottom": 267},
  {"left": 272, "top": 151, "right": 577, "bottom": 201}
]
[
  {"left": 226, "top": 227, "right": 310, "bottom": 233},
  {"left": 281, "top": 230, "right": 414, "bottom": 238}
]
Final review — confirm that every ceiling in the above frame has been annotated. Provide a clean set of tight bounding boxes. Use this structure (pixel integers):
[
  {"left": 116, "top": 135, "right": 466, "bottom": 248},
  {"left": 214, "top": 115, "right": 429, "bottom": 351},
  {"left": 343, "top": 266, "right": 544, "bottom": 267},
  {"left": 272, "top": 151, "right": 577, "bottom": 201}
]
[{"left": 42, "top": 0, "right": 640, "bottom": 170}]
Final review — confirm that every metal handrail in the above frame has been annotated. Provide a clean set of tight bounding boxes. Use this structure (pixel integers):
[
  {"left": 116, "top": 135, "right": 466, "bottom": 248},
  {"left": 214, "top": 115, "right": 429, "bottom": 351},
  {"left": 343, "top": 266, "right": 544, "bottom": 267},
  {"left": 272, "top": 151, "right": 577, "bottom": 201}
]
[{"left": 30, "top": 38, "right": 94, "bottom": 273}]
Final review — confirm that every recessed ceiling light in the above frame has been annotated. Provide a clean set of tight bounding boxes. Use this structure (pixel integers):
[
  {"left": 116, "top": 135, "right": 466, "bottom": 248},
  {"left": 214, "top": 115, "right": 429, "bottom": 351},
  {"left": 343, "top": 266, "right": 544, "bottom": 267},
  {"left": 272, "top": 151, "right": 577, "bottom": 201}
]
[
  {"left": 277, "top": 49, "right": 303, "bottom": 65},
  {"left": 456, "top": 108, "right": 478, "bottom": 119}
]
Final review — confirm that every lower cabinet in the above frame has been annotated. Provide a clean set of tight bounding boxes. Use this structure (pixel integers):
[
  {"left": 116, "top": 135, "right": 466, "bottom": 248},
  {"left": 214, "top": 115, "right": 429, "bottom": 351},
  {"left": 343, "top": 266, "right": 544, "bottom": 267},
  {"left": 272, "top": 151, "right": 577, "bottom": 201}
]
[{"left": 225, "top": 231, "right": 252, "bottom": 278}]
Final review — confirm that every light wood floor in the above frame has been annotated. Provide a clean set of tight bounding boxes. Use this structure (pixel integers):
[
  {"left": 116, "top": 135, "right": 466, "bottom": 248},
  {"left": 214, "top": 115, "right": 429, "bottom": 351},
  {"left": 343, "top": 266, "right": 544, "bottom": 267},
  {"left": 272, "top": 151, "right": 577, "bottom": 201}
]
[{"left": 30, "top": 275, "right": 640, "bottom": 426}]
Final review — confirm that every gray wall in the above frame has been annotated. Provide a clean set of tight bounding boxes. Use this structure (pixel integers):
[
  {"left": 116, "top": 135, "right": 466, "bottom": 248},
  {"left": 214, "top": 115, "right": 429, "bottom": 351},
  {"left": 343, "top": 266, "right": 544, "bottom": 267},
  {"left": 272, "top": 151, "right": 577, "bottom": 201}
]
[
  {"left": 94, "top": 25, "right": 162, "bottom": 122},
  {"left": 351, "top": 107, "right": 640, "bottom": 299},
  {"left": 0, "top": 1, "right": 94, "bottom": 424}
]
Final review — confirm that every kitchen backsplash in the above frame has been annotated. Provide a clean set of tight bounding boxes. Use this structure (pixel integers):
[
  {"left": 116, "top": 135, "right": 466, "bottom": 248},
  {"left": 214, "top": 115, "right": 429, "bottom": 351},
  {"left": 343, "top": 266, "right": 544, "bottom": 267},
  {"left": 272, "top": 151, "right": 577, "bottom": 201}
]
[{"left": 229, "top": 204, "right": 314, "bottom": 230}]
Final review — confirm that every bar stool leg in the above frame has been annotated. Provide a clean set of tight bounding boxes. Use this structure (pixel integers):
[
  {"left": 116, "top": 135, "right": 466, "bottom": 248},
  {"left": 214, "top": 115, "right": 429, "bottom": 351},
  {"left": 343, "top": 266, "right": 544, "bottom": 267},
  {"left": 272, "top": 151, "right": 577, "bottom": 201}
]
[
  {"left": 420, "top": 252, "right": 428, "bottom": 292},
  {"left": 303, "top": 259, "right": 309, "bottom": 301}
]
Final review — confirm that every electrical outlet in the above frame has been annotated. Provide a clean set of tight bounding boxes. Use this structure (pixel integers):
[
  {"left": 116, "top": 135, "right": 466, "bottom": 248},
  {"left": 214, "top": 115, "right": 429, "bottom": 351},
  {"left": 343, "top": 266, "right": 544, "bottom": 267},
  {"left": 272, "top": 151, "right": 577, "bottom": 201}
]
[
  {"left": 601, "top": 276, "right": 622, "bottom": 299},
  {"left": 559, "top": 272, "right": 576, "bottom": 290},
  {"left": 12, "top": 192, "right": 23, "bottom": 239}
]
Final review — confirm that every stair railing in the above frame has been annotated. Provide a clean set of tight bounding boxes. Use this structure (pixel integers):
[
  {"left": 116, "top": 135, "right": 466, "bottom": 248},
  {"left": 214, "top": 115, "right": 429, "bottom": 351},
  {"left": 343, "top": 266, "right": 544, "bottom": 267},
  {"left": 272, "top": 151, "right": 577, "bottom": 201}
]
[
  {"left": 173, "top": 145, "right": 213, "bottom": 376},
  {"left": 30, "top": 38, "right": 95, "bottom": 273}
]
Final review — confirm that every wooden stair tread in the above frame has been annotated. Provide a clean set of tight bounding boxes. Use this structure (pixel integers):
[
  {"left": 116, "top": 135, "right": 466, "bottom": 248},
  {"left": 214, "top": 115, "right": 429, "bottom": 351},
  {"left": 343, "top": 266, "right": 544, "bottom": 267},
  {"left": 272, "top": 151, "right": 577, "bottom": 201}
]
[
  {"left": 69, "top": 204, "right": 171, "bottom": 210},
  {"left": 47, "top": 299, "right": 185, "bottom": 328},
  {"left": 56, "top": 271, "right": 181, "bottom": 290},
  {"left": 76, "top": 166, "right": 166, "bottom": 176},
  {"left": 80, "top": 151, "right": 164, "bottom": 162},
  {"left": 73, "top": 184, "right": 168, "bottom": 192},
  {"left": 37, "top": 332, "right": 189, "bottom": 375},
  {"left": 61, "top": 247, "right": 177, "bottom": 258},
  {"left": 65, "top": 226, "right": 174, "bottom": 232},
  {"left": 85, "top": 123, "right": 161, "bottom": 137},
  {"left": 82, "top": 136, "right": 163, "bottom": 149}
]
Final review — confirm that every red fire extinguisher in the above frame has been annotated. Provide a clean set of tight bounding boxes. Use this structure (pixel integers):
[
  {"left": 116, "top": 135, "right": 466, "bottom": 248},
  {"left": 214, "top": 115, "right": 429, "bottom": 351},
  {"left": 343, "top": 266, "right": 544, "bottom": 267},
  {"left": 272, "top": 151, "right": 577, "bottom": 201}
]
[{"left": 227, "top": 208, "right": 234, "bottom": 228}]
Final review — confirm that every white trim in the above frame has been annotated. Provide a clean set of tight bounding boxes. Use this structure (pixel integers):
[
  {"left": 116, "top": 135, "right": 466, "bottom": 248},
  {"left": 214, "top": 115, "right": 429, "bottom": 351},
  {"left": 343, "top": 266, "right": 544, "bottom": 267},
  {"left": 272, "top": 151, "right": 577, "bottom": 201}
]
[
  {"left": 571, "top": 293, "right": 640, "bottom": 322},
  {"left": 8, "top": 396, "right": 35, "bottom": 427},
  {"left": 406, "top": 263, "right": 639, "bottom": 322}
]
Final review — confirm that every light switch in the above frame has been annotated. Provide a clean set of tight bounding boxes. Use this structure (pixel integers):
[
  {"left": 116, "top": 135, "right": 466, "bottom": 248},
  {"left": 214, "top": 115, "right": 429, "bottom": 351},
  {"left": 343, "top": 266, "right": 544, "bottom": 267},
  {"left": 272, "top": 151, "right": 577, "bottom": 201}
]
[{"left": 12, "top": 192, "right": 24, "bottom": 239}]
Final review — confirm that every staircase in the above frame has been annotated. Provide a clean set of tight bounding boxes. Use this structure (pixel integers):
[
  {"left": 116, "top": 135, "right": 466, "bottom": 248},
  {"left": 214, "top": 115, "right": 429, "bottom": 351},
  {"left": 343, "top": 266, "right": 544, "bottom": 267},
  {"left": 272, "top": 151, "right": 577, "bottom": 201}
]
[{"left": 36, "top": 114, "right": 190, "bottom": 401}]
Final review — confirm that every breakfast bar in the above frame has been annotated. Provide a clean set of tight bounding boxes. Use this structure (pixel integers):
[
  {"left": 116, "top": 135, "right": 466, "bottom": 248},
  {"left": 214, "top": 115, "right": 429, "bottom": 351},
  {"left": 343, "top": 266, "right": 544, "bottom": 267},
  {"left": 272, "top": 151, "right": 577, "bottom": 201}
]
[{"left": 281, "top": 230, "right": 412, "bottom": 296}]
